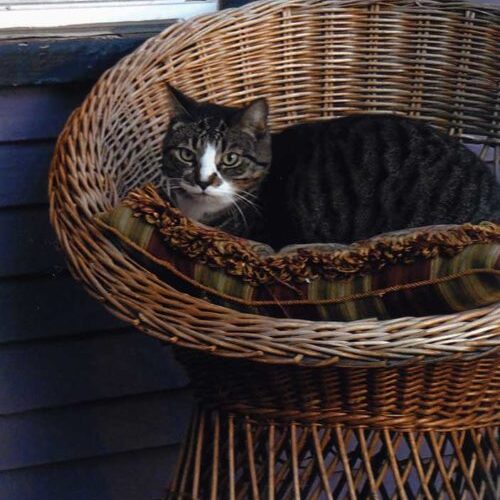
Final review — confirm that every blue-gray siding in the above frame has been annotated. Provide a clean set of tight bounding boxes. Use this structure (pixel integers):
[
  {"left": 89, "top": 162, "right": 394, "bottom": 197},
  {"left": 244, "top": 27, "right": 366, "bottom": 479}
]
[{"left": 0, "top": 24, "right": 192, "bottom": 500}]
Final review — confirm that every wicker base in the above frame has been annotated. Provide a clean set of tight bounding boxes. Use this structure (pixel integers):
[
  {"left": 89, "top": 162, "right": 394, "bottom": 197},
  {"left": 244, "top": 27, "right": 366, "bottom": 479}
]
[{"left": 166, "top": 407, "right": 499, "bottom": 499}]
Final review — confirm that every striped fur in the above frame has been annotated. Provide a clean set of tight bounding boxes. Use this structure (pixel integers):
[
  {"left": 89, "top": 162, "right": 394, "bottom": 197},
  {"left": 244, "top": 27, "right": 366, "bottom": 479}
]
[
  {"left": 162, "top": 90, "right": 500, "bottom": 248},
  {"left": 262, "top": 114, "right": 500, "bottom": 247}
]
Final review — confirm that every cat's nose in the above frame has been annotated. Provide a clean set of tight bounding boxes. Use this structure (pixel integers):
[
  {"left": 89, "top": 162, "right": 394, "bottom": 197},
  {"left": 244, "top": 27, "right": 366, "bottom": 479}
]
[
  {"left": 195, "top": 173, "right": 219, "bottom": 191},
  {"left": 196, "top": 180, "right": 211, "bottom": 191}
]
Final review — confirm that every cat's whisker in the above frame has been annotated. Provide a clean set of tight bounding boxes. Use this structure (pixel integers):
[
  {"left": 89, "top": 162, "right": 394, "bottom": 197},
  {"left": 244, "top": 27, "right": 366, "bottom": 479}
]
[
  {"left": 235, "top": 191, "right": 258, "bottom": 203},
  {"left": 240, "top": 189, "right": 259, "bottom": 200},
  {"left": 237, "top": 201, "right": 261, "bottom": 216},
  {"left": 230, "top": 200, "right": 249, "bottom": 230},
  {"left": 164, "top": 178, "right": 184, "bottom": 200},
  {"left": 234, "top": 192, "right": 262, "bottom": 214},
  {"left": 237, "top": 191, "right": 262, "bottom": 214},
  {"left": 167, "top": 179, "right": 183, "bottom": 187}
]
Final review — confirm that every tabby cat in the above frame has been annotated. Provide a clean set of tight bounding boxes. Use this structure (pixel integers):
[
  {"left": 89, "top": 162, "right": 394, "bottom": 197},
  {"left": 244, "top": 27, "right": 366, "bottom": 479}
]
[
  {"left": 162, "top": 85, "right": 270, "bottom": 236},
  {"left": 162, "top": 85, "right": 500, "bottom": 248}
]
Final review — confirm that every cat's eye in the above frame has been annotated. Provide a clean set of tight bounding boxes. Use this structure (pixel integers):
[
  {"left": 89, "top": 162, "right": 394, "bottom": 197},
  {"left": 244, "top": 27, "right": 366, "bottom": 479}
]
[
  {"left": 222, "top": 152, "right": 241, "bottom": 167},
  {"left": 175, "top": 148, "right": 195, "bottom": 163}
]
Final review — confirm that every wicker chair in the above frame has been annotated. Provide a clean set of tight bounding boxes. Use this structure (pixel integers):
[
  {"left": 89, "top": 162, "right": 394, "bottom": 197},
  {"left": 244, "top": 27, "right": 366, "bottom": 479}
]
[{"left": 49, "top": 0, "right": 499, "bottom": 498}]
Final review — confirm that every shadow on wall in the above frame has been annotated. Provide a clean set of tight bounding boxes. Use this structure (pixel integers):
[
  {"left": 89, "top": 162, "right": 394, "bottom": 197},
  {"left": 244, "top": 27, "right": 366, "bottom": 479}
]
[{"left": 0, "top": 37, "right": 192, "bottom": 499}]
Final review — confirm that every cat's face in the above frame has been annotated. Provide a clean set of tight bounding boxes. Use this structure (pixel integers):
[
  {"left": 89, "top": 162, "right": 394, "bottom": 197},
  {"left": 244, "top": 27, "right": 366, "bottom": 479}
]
[{"left": 162, "top": 85, "right": 271, "bottom": 222}]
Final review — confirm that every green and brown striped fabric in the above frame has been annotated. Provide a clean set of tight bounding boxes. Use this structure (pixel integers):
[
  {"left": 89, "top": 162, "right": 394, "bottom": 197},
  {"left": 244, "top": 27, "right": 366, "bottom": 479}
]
[{"left": 95, "top": 186, "right": 500, "bottom": 322}]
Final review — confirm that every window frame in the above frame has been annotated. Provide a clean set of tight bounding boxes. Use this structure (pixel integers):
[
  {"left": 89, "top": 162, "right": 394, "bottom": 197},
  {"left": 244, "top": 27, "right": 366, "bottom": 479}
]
[{"left": 0, "top": 0, "right": 219, "bottom": 29}]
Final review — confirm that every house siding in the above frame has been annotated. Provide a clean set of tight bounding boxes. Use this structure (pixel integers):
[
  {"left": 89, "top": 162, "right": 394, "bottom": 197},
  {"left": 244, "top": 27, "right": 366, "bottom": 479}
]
[{"left": 0, "top": 27, "right": 192, "bottom": 500}]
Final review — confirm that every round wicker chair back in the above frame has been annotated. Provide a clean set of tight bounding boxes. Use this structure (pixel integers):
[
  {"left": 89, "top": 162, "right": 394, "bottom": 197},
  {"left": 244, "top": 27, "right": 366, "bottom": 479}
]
[{"left": 50, "top": 0, "right": 500, "bottom": 368}]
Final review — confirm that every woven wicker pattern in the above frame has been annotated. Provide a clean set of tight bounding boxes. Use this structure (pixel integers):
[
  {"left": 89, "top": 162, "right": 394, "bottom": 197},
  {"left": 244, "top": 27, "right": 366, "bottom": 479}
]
[
  {"left": 177, "top": 349, "right": 500, "bottom": 431},
  {"left": 49, "top": 0, "right": 500, "bottom": 367},
  {"left": 166, "top": 407, "right": 499, "bottom": 499}
]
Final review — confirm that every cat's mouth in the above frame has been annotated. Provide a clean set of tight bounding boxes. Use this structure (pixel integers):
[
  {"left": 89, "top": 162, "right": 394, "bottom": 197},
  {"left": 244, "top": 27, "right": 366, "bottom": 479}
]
[
  {"left": 181, "top": 186, "right": 214, "bottom": 198},
  {"left": 179, "top": 180, "right": 234, "bottom": 201},
  {"left": 174, "top": 187, "right": 233, "bottom": 211},
  {"left": 174, "top": 182, "right": 234, "bottom": 219}
]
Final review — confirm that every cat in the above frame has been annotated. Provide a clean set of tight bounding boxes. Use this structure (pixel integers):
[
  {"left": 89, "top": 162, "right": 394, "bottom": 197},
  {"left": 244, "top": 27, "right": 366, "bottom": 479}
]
[
  {"left": 162, "top": 85, "right": 270, "bottom": 236},
  {"left": 162, "top": 85, "right": 500, "bottom": 248}
]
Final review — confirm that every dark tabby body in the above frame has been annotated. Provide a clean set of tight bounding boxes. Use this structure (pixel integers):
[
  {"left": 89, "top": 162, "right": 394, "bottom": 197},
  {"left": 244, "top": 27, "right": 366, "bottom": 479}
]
[
  {"left": 162, "top": 86, "right": 500, "bottom": 248},
  {"left": 264, "top": 114, "right": 500, "bottom": 247}
]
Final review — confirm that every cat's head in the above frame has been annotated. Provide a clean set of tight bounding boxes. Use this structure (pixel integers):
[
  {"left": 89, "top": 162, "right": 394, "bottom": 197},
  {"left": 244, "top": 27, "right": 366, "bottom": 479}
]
[{"left": 162, "top": 85, "right": 271, "bottom": 221}]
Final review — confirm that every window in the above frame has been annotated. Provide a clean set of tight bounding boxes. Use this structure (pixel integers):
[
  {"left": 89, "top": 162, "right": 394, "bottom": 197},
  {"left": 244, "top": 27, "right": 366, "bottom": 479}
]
[{"left": 0, "top": 0, "right": 218, "bottom": 29}]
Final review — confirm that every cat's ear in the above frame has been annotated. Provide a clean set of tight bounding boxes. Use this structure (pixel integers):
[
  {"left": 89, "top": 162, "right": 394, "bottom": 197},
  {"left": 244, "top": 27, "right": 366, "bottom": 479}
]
[
  {"left": 166, "top": 84, "right": 198, "bottom": 118},
  {"left": 235, "top": 98, "right": 269, "bottom": 136}
]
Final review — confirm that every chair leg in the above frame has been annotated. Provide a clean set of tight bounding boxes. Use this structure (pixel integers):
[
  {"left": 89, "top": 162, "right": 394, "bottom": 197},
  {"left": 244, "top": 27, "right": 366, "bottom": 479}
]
[{"left": 165, "top": 406, "right": 499, "bottom": 500}]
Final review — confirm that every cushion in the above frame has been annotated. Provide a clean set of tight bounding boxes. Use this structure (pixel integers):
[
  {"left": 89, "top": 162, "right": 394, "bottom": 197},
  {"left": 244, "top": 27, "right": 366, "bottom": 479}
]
[{"left": 95, "top": 185, "right": 500, "bottom": 322}]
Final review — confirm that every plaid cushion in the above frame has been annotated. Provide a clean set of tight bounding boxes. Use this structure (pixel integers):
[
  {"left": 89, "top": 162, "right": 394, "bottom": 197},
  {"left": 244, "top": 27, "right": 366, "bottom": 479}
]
[{"left": 95, "top": 185, "right": 500, "bottom": 321}]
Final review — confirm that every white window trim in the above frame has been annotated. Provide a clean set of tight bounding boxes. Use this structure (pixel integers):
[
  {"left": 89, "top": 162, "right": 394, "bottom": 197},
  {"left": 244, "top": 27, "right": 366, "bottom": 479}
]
[{"left": 0, "top": 0, "right": 218, "bottom": 29}]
